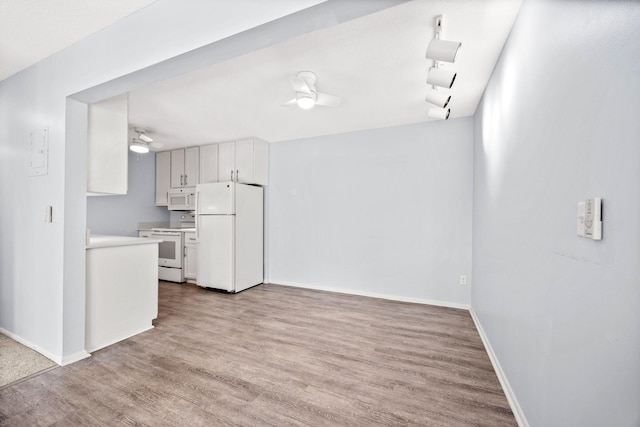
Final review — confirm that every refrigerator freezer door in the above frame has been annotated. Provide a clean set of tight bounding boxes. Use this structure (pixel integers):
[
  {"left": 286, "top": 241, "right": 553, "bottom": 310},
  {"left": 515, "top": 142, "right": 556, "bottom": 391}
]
[
  {"left": 196, "top": 215, "right": 234, "bottom": 292},
  {"left": 196, "top": 182, "right": 234, "bottom": 215}
]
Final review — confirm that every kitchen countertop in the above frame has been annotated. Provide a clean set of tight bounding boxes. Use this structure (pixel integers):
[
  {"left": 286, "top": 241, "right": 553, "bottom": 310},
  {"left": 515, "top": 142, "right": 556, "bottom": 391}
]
[
  {"left": 86, "top": 234, "right": 162, "bottom": 249},
  {"left": 149, "top": 227, "right": 196, "bottom": 232}
]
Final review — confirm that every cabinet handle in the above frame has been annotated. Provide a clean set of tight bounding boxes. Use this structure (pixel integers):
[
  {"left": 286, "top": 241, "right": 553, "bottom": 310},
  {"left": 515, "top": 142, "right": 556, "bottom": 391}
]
[
  {"left": 184, "top": 174, "right": 188, "bottom": 186},
  {"left": 236, "top": 169, "right": 239, "bottom": 182},
  {"left": 231, "top": 170, "right": 234, "bottom": 181},
  {"left": 180, "top": 174, "right": 183, "bottom": 186}
]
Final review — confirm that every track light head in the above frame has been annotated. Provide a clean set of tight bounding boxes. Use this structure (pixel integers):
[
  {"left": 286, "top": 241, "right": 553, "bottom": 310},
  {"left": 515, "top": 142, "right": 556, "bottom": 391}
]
[
  {"left": 427, "top": 107, "right": 450, "bottom": 120},
  {"left": 427, "top": 67, "right": 457, "bottom": 89},
  {"left": 426, "top": 39, "right": 462, "bottom": 63},
  {"left": 425, "top": 89, "right": 451, "bottom": 109}
]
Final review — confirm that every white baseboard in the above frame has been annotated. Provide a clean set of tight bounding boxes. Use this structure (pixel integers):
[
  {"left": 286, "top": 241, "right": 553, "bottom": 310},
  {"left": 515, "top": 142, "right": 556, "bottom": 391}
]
[
  {"left": 61, "top": 350, "right": 91, "bottom": 366},
  {"left": 0, "top": 326, "right": 61, "bottom": 366},
  {"left": 1, "top": 326, "right": 92, "bottom": 366},
  {"left": 469, "top": 308, "right": 529, "bottom": 427},
  {"left": 268, "top": 281, "right": 470, "bottom": 310}
]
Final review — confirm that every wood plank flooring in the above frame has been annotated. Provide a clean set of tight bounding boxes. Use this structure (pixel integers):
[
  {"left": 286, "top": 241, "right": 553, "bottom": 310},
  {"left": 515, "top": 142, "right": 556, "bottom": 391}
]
[{"left": 0, "top": 282, "right": 516, "bottom": 426}]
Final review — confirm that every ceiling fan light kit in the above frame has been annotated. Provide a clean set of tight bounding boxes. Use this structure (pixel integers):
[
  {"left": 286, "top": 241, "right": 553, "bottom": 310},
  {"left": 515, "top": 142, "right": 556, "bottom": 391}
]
[
  {"left": 296, "top": 93, "right": 316, "bottom": 110},
  {"left": 128, "top": 128, "right": 163, "bottom": 153},
  {"left": 425, "top": 15, "right": 461, "bottom": 120},
  {"left": 284, "top": 71, "right": 341, "bottom": 110},
  {"left": 129, "top": 140, "right": 150, "bottom": 153}
]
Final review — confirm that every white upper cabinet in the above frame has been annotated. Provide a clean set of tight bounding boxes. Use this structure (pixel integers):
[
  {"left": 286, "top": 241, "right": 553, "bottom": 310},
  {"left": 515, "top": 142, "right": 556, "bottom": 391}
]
[
  {"left": 155, "top": 151, "right": 171, "bottom": 206},
  {"left": 171, "top": 147, "right": 199, "bottom": 188},
  {"left": 87, "top": 93, "right": 128, "bottom": 195},
  {"left": 156, "top": 139, "right": 267, "bottom": 209},
  {"left": 218, "top": 141, "right": 235, "bottom": 183},
  {"left": 218, "top": 138, "right": 268, "bottom": 185},
  {"left": 199, "top": 143, "right": 219, "bottom": 184}
]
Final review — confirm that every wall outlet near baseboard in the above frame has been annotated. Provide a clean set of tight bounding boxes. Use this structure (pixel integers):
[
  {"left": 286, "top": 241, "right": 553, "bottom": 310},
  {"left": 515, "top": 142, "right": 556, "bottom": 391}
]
[{"left": 460, "top": 275, "right": 467, "bottom": 285}]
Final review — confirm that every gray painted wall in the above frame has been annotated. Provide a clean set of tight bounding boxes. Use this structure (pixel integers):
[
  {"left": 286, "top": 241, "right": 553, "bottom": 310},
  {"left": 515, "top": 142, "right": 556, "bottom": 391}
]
[
  {"left": 268, "top": 119, "right": 473, "bottom": 306},
  {"left": 472, "top": 1, "right": 640, "bottom": 426},
  {"left": 87, "top": 151, "right": 169, "bottom": 237}
]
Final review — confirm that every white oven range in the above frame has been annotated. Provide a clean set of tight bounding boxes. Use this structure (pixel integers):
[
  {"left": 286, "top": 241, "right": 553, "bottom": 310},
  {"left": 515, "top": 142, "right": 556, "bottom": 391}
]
[{"left": 139, "top": 228, "right": 194, "bottom": 283}]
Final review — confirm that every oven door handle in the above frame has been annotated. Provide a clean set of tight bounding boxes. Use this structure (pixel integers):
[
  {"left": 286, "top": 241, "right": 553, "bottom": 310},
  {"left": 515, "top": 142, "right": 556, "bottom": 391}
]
[{"left": 151, "top": 232, "right": 181, "bottom": 237}]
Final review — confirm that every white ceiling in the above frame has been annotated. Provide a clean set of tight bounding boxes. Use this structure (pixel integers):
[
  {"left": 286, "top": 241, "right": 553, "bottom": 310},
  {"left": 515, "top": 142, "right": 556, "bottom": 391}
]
[
  {"left": 0, "top": 0, "right": 522, "bottom": 149},
  {"left": 0, "top": 0, "right": 158, "bottom": 82},
  {"left": 128, "top": 0, "right": 522, "bottom": 148}
]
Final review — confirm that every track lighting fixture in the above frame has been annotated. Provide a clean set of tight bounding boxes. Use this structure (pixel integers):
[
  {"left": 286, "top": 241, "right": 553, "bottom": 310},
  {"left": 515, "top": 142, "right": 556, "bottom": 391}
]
[
  {"left": 427, "top": 107, "right": 450, "bottom": 120},
  {"left": 426, "top": 39, "right": 461, "bottom": 64},
  {"left": 427, "top": 67, "right": 457, "bottom": 89},
  {"left": 424, "top": 15, "right": 460, "bottom": 120},
  {"left": 424, "top": 89, "right": 451, "bottom": 109}
]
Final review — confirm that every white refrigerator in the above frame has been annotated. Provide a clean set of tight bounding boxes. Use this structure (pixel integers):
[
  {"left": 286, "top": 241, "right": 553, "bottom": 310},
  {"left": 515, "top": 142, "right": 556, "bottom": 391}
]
[{"left": 195, "top": 182, "right": 264, "bottom": 293}]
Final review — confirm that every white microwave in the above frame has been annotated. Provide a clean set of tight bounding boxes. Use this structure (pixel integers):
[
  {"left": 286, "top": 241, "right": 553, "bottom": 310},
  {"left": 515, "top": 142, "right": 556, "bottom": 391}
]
[{"left": 168, "top": 187, "right": 196, "bottom": 211}]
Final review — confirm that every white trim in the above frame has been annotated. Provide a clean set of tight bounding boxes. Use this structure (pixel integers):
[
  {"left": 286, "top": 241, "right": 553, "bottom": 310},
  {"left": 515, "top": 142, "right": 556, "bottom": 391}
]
[
  {"left": 1, "top": 327, "right": 91, "bottom": 366},
  {"left": 0, "top": 326, "right": 61, "bottom": 366},
  {"left": 61, "top": 350, "right": 91, "bottom": 366},
  {"left": 86, "top": 324, "right": 154, "bottom": 353},
  {"left": 469, "top": 308, "right": 529, "bottom": 427},
  {"left": 268, "top": 281, "right": 470, "bottom": 310}
]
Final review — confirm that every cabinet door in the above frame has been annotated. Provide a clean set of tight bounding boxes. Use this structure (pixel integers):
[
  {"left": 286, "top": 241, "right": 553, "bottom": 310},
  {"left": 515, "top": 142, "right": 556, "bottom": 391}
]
[
  {"left": 235, "top": 138, "right": 268, "bottom": 185},
  {"left": 218, "top": 142, "right": 235, "bottom": 182},
  {"left": 87, "top": 93, "right": 128, "bottom": 195},
  {"left": 155, "top": 151, "right": 171, "bottom": 206},
  {"left": 170, "top": 149, "right": 185, "bottom": 188},
  {"left": 235, "top": 139, "right": 254, "bottom": 184},
  {"left": 184, "top": 232, "right": 198, "bottom": 280},
  {"left": 184, "top": 147, "right": 199, "bottom": 187},
  {"left": 199, "top": 144, "right": 218, "bottom": 184}
]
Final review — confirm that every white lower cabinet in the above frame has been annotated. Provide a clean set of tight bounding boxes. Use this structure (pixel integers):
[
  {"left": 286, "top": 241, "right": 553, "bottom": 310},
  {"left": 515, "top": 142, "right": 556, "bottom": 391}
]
[{"left": 184, "top": 231, "right": 197, "bottom": 283}]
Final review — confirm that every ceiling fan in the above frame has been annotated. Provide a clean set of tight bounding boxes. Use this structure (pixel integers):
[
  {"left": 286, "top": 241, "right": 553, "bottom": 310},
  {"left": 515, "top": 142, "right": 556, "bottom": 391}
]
[
  {"left": 129, "top": 128, "right": 163, "bottom": 153},
  {"left": 283, "top": 71, "right": 341, "bottom": 110}
]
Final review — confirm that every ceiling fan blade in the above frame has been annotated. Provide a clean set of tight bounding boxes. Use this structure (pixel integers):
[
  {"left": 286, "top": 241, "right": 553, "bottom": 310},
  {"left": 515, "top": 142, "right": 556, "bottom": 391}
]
[
  {"left": 138, "top": 133, "right": 153, "bottom": 143},
  {"left": 282, "top": 98, "right": 298, "bottom": 107},
  {"left": 290, "top": 76, "right": 312, "bottom": 95},
  {"left": 150, "top": 141, "right": 164, "bottom": 149},
  {"left": 315, "top": 92, "right": 341, "bottom": 107}
]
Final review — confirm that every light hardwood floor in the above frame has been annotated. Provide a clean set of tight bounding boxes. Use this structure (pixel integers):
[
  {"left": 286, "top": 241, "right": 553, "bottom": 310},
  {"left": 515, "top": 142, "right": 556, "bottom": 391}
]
[{"left": 0, "top": 282, "right": 516, "bottom": 426}]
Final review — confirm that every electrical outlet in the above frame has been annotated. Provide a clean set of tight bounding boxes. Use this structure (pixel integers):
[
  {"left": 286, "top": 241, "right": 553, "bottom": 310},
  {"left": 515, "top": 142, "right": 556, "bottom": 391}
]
[{"left": 459, "top": 275, "right": 467, "bottom": 285}]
